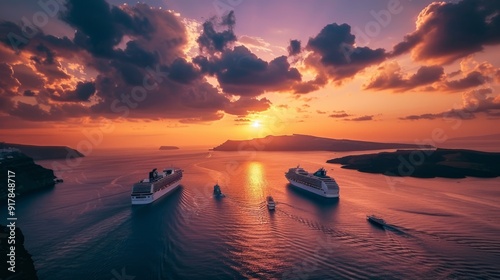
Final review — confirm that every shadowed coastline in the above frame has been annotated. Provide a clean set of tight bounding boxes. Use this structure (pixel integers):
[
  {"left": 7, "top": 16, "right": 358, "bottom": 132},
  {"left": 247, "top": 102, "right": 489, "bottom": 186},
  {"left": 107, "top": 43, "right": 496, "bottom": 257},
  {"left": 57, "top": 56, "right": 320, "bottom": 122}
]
[
  {"left": 0, "top": 142, "right": 84, "bottom": 160},
  {"left": 327, "top": 148, "right": 500, "bottom": 178},
  {"left": 0, "top": 151, "right": 56, "bottom": 200},
  {"left": 0, "top": 225, "right": 38, "bottom": 280}
]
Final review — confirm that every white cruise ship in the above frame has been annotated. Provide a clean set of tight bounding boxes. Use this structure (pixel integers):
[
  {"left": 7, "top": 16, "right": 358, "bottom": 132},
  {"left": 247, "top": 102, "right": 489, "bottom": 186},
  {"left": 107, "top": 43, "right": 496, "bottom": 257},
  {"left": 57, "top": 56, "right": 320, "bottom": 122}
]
[
  {"left": 131, "top": 168, "right": 183, "bottom": 205},
  {"left": 285, "top": 166, "right": 339, "bottom": 198}
]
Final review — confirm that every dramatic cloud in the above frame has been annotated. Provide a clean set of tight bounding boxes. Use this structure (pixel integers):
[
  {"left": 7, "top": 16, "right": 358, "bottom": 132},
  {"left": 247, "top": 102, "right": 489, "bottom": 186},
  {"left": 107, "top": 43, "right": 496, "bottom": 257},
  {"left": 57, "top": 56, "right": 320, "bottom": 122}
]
[
  {"left": 0, "top": 63, "right": 21, "bottom": 95},
  {"left": 62, "top": 0, "right": 160, "bottom": 58},
  {"left": 443, "top": 71, "right": 489, "bottom": 91},
  {"left": 364, "top": 62, "right": 444, "bottom": 92},
  {"left": 23, "top": 90, "right": 36, "bottom": 97},
  {"left": 9, "top": 102, "right": 89, "bottom": 121},
  {"left": 400, "top": 88, "right": 500, "bottom": 120},
  {"left": 0, "top": 2, "right": 279, "bottom": 125},
  {"left": 224, "top": 97, "right": 271, "bottom": 115},
  {"left": 288, "top": 39, "right": 301, "bottom": 56},
  {"left": 195, "top": 46, "right": 301, "bottom": 96},
  {"left": 167, "top": 58, "right": 202, "bottom": 84},
  {"left": 306, "top": 23, "right": 386, "bottom": 82},
  {"left": 391, "top": 0, "right": 500, "bottom": 64},
  {"left": 51, "top": 81, "right": 96, "bottom": 102},
  {"left": 11, "top": 64, "right": 45, "bottom": 93},
  {"left": 197, "top": 11, "right": 237, "bottom": 54},
  {"left": 292, "top": 75, "right": 327, "bottom": 94}
]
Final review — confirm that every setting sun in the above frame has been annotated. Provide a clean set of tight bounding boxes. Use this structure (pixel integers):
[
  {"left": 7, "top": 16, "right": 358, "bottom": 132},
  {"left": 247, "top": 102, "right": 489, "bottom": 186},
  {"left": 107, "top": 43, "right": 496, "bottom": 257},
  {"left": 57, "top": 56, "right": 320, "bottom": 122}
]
[{"left": 252, "top": 121, "right": 261, "bottom": 128}]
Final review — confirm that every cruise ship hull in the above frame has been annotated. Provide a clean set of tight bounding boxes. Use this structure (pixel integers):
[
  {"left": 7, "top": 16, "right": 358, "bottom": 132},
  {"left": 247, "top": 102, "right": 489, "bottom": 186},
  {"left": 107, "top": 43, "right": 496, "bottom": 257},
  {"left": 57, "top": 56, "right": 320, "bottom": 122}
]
[
  {"left": 131, "top": 181, "right": 181, "bottom": 205},
  {"left": 286, "top": 178, "right": 339, "bottom": 198}
]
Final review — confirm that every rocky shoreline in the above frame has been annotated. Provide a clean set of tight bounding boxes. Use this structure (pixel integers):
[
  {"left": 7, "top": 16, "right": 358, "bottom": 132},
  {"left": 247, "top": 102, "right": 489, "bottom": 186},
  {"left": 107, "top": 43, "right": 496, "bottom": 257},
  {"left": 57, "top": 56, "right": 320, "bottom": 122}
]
[
  {"left": 0, "top": 151, "right": 57, "bottom": 200},
  {"left": 1, "top": 225, "right": 38, "bottom": 280},
  {"left": 327, "top": 148, "right": 500, "bottom": 178}
]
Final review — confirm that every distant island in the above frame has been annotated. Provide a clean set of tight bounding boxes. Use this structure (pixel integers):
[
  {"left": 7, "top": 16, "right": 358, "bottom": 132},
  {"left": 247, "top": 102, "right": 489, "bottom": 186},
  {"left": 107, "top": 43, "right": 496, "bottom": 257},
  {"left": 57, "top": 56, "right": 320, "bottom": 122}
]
[
  {"left": 212, "top": 134, "right": 433, "bottom": 151},
  {"left": 0, "top": 149, "right": 57, "bottom": 200},
  {"left": 159, "top": 146, "right": 180, "bottom": 150},
  {"left": 327, "top": 148, "right": 500, "bottom": 178},
  {"left": 0, "top": 142, "right": 84, "bottom": 160}
]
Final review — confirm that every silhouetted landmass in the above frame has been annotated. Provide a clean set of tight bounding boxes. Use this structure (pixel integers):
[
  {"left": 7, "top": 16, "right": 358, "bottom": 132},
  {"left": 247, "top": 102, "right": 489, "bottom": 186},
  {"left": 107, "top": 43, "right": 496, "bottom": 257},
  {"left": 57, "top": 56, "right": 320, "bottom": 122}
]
[
  {"left": 0, "top": 142, "right": 84, "bottom": 160},
  {"left": 159, "top": 146, "right": 180, "bottom": 150},
  {"left": 327, "top": 148, "right": 500, "bottom": 178},
  {"left": 0, "top": 151, "right": 56, "bottom": 200},
  {"left": 212, "top": 134, "right": 433, "bottom": 151},
  {"left": 0, "top": 225, "right": 38, "bottom": 280}
]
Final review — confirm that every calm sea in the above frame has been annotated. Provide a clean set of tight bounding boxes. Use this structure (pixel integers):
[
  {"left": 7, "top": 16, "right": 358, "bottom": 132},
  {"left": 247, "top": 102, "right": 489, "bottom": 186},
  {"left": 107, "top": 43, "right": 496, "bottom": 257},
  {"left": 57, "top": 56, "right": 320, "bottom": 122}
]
[{"left": 2, "top": 145, "right": 500, "bottom": 279}]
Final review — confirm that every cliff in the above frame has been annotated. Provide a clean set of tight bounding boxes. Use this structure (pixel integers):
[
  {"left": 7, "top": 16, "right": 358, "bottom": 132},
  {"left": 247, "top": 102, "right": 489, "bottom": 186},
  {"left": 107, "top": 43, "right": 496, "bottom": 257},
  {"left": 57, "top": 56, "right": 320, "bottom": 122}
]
[
  {"left": 327, "top": 148, "right": 500, "bottom": 178},
  {"left": 0, "top": 142, "right": 84, "bottom": 160},
  {"left": 212, "top": 134, "right": 433, "bottom": 151},
  {"left": 0, "top": 151, "right": 56, "bottom": 200},
  {"left": 0, "top": 225, "right": 38, "bottom": 279}
]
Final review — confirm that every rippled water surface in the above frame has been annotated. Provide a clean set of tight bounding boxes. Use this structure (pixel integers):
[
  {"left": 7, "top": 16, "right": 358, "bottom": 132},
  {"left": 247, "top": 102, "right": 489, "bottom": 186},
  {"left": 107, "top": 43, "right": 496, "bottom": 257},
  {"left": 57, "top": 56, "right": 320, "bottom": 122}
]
[{"left": 3, "top": 148, "right": 500, "bottom": 279}]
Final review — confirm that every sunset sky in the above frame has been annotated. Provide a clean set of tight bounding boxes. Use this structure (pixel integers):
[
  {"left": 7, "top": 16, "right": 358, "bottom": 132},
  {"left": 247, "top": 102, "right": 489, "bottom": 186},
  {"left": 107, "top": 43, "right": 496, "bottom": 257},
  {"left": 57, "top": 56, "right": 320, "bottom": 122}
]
[{"left": 1, "top": 0, "right": 499, "bottom": 148}]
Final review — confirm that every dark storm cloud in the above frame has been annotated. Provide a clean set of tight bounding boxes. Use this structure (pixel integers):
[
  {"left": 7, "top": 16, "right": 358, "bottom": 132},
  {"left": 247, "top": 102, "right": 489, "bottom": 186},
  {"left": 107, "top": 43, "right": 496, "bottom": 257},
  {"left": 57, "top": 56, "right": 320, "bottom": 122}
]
[
  {"left": 23, "top": 90, "right": 36, "bottom": 96},
  {"left": 116, "top": 40, "right": 159, "bottom": 67},
  {"left": 89, "top": 67, "right": 230, "bottom": 121},
  {"left": 306, "top": 23, "right": 386, "bottom": 81},
  {"left": 391, "top": 0, "right": 500, "bottom": 64},
  {"left": 51, "top": 81, "right": 96, "bottom": 102},
  {"left": 62, "top": 0, "right": 126, "bottom": 57},
  {"left": 110, "top": 61, "right": 145, "bottom": 86},
  {"left": 168, "top": 58, "right": 202, "bottom": 84},
  {"left": 0, "top": 2, "right": 277, "bottom": 125},
  {"left": 34, "top": 44, "right": 55, "bottom": 65},
  {"left": 364, "top": 63, "right": 444, "bottom": 92},
  {"left": 197, "top": 11, "right": 237, "bottom": 53},
  {"left": 287, "top": 39, "right": 301, "bottom": 56},
  {"left": 196, "top": 46, "right": 301, "bottom": 96},
  {"left": 0, "top": 20, "right": 80, "bottom": 56},
  {"left": 194, "top": 10, "right": 301, "bottom": 95},
  {"left": 63, "top": 0, "right": 180, "bottom": 65}
]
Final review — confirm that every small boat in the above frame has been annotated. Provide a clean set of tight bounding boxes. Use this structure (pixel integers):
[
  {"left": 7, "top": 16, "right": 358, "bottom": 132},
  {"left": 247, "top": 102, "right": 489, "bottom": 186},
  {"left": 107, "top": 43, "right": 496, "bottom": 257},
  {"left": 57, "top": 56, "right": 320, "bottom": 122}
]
[
  {"left": 367, "top": 215, "right": 386, "bottom": 228},
  {"left": 213, "top": 183, "right": 225, "bottom": 198},
  {"left": 266, "top": 196, "right": 276, "bottom": 210}
]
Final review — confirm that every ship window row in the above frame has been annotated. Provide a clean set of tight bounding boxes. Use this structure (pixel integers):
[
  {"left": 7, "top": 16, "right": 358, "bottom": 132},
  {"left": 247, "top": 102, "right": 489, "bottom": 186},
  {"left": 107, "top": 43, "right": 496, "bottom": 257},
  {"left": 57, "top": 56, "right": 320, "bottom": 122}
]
[{"left": 288, "top": 177, "right": 323, "bottom": 189}]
